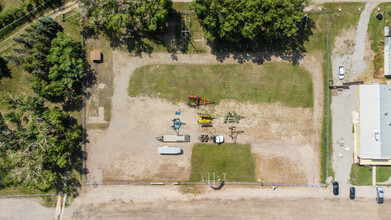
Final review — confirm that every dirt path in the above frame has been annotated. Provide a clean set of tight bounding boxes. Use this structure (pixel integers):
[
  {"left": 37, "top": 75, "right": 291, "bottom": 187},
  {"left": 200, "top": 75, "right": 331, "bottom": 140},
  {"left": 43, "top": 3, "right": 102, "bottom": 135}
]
[
  {"left": 86, "top": 51, "right": 323, "bottom": 184},
  {"left": 0, "top": 1, "right": 78, "bottom": 53},
  {"left": 332, "top": 2, "right": 379, "bottom": 83}
]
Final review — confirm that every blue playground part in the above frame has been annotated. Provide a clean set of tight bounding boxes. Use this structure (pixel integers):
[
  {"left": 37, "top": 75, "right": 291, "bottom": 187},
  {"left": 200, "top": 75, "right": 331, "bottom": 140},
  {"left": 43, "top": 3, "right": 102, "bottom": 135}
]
[{"left": 172, "top": 118, "right": 186, "bottom": 131}]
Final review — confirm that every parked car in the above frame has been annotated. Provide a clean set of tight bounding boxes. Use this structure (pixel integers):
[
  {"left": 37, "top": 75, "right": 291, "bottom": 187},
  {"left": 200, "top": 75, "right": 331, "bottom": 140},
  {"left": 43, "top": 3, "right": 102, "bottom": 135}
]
[
  {"left": 377, "top": 187, "right": 384, "bottom": 204},
  {"left": 350, "top": 187, "right": 355, "bottom": 200},
  {"left": 338, "top": 66, "right": 345, "bottom": 80},
  {"left": 333, "top": 181, "right": 339, "bottom": 195}
]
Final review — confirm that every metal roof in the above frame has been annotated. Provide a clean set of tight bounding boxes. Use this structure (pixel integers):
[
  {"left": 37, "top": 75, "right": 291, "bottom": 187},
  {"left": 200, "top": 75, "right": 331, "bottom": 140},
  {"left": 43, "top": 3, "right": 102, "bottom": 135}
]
[
  {"left": 360, "top": 84, "right": 391, "bottom": 159},
  {"left": 385, "top": 37, "right": 391, "bottom": 76}
]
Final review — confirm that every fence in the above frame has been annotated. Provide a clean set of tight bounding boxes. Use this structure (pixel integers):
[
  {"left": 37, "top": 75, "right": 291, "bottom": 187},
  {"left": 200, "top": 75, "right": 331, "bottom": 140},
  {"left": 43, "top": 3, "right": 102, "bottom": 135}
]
[{"left": 80, "top": 10, "right": 332, "bottom": 187}]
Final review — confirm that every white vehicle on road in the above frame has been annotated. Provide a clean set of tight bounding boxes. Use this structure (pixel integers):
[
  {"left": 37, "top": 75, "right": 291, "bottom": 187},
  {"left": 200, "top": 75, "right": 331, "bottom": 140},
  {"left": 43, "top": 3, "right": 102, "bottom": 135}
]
[{"left": 338, "top": 66, "right": 345, "bottom": 80}]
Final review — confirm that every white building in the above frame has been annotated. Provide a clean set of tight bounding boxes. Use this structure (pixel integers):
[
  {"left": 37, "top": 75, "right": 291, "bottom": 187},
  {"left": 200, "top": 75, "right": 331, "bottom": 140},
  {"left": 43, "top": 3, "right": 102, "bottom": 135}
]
[{"left": 355, "top": 84, "right": 391, "bottom": 165}]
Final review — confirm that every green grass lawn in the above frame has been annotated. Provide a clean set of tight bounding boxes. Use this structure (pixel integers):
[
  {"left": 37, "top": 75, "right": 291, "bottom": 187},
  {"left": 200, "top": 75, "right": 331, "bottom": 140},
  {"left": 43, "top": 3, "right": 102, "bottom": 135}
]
[
  {"left": 376, "top": 166, "right": 391, "bottom": 183},
  {"left": 350, "top": 163, "right": 372, "bottom": 185},
  {"left": 189, "top": 144, "right": 255, "bottom": 182},
  {"left": 368, "top": 3, "right": 391, "bottom": 74},
  {"left": 129, "top": 63, "right": 313, "bottom": 108}
]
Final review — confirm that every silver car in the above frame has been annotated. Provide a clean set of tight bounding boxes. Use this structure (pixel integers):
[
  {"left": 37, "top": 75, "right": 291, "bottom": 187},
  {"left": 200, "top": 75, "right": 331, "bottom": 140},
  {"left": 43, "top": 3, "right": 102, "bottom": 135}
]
[{"left": 338, "top": 66, "right": 345, "bottom": 80}]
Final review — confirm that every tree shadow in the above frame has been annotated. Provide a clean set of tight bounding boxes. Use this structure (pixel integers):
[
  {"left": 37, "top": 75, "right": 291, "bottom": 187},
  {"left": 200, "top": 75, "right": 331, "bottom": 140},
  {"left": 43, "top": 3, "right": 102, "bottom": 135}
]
[
  {"left": 82, "top": 10, "right": 191, "bottom": 57},
  {"left": 0, "top": 57, "right": 12, "bottom": 80},
  {"left": 209, "top": 17, "right": 315, "bottom": 65}
]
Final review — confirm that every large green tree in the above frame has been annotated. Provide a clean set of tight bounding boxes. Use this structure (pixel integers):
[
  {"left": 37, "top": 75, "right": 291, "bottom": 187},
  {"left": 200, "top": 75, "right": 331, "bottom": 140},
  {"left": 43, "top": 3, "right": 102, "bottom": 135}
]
[
  {"left": 79, "top": 0, "right": 172, "bottom": 34},
  {"left": 190, "top": 0, "right": 309, "bottom": 43},
  {"left": 0, "top": 95, "right": 82, "bottom": 191},
  {"left": 33, "top": 32, "right": 85, "bottom": 100},
  {"left": 10, "top": 17, "right": 85, "bottom": 101}
]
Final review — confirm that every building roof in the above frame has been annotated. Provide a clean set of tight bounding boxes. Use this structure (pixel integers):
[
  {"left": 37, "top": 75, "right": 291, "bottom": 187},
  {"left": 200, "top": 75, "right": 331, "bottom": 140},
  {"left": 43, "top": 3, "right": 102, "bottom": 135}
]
[
  {"left": 360, "top": 84, "right": 391, "bottom": 159},
  {"left": 91, "top": 50, "right": 102, "bottom": 61},
  {"left": 384, "top": 37, "right": 391, "bottom": 76}
]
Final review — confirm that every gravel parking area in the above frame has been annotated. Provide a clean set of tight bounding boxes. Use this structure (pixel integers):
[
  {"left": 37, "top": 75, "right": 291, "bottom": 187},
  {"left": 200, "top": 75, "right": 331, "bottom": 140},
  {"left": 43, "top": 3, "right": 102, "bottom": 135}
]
[{"left": 0, "top": 198, "right": 55, "bottom": 220}]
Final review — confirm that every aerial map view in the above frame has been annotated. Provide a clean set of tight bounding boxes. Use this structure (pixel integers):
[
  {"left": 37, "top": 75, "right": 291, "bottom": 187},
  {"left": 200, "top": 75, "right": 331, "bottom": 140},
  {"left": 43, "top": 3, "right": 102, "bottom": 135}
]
[{"left": 0, "top": 0, "right": 390, "bottom": 219}]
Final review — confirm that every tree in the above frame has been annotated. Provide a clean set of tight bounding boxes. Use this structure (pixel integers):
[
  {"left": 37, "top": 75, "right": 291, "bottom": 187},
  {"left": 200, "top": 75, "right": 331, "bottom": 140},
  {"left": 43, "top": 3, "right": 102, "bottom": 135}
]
[
  {"left": 11, "top": 17, "right": 63, "bottom": 79},
  {"left": 0, "top": 95, "right": 82, "bottom": 191},
  {"left": 79, "top": 0, "right": 172, "bottom": 34},
  {"left": 33, "top": 32, "right": 85, "bottom": 100},
  {"left": 190, "top": 0, "right": 309, "bottom": 43},
  {"left": 10, "top": 18, "right": 84, "bottom": 101}
]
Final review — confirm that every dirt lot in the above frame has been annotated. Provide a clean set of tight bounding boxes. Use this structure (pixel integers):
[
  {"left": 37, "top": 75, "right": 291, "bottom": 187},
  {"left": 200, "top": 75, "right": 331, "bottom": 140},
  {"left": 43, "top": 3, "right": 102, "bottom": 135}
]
[
  {"left": 86, "top": 51, "right": 323, "bottom": 184},
  {"left": 63, "top": 185, "right": 391, "bottom": 220}
]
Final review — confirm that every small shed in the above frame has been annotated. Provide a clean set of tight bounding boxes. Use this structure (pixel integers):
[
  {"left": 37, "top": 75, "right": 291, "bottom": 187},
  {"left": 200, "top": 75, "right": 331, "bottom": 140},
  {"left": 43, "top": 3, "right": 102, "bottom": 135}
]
[{"left": 91, "top": 50, "right": 102, "bottom": 63}]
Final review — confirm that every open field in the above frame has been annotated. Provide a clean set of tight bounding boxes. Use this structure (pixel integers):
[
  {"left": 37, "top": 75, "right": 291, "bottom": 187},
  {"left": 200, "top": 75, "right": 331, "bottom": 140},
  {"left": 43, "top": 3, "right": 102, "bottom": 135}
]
[
  {"left": 129, "top": 63, "right": 313, "bottom": 108},
  {"left": 190, "top": 144, "right": 255, "bottom": 182}
]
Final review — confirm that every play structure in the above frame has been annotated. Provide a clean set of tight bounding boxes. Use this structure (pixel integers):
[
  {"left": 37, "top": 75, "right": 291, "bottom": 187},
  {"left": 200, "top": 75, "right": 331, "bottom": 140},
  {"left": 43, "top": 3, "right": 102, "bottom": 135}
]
[
  {"left": 187, "top": 95, "right": 214, "bottom": 108},
  {"left": 224, "top": 112, "right": 244, "bottom": 124},
  {"left": 172, "top": 118, "right": 186, "bottom": 133},
  {"left": 229, "top": 126, "right": 244, "bottom": 143},
  {"left": 198, "top": 113, "right": 215, "bottom": 127}
]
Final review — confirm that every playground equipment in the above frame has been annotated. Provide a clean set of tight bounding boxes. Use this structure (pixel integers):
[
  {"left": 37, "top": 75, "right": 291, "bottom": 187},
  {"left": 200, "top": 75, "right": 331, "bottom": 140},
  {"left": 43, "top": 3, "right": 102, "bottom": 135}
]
[
  {"left": 172, "top": 118, "right": 186, "bottom": 133},
  {"left": 198, "top": 113, "right": 215, "bottom": 127},
  {"left": 224, "top": 112, "right": 244, "bottom": 124},
  {"left": 187, "top": 95, "right": 214, "bottom": 108},
  {"left": 229, "top": 126, "right": 244, "bottom": 143}
]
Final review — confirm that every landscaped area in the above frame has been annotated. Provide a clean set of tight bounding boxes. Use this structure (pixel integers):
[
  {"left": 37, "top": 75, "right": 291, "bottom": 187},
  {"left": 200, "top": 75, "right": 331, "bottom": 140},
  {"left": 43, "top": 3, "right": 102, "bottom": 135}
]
[
  {"left": 129, "top": 63, "right": 314, "bottom": 108},
  {"left": 376, "top": 166, "right": 391, "bottom": 183},
  {"left": 350, "top": 163, "right": 372, "bottom": 185},
  {"left": 189, "top": 144, "right": 255, "bottom": 182}
]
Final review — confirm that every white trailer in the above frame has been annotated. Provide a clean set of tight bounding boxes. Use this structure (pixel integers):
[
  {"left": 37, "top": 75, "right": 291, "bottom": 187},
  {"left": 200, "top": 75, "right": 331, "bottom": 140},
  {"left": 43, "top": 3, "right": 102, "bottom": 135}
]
[
  {"left": 157, "top": 135, "right": 190, "bottom": 142},
  {"left": 158, "top": 146, "right": 182, "bottom": 155}
]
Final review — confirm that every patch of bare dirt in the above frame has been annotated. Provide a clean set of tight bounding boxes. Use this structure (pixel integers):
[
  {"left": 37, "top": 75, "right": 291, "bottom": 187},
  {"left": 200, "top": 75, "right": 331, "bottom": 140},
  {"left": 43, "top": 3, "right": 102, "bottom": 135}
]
[
  {"left": 374, "top": 67, "right": 384, "bottom": 79},
  {"left": 333, "top": 27, "right": 356, "bottom": 56}
]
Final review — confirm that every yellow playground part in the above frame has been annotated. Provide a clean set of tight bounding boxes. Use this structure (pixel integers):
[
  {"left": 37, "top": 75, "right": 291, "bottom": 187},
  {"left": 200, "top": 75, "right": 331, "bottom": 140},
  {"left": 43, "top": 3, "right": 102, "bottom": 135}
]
[{"left": 198, "top": 113, "right": 215, "bottom": 124}]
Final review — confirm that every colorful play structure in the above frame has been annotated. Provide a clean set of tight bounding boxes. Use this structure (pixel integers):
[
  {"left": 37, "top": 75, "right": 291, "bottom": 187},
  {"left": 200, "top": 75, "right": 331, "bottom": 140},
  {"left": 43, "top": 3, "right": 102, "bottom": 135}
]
[
  {"left": 172, "top": 118, "right": 186, "bottom": 133},
  {"left": 187, "top": 95, "right": 214, "bottom": 108}
]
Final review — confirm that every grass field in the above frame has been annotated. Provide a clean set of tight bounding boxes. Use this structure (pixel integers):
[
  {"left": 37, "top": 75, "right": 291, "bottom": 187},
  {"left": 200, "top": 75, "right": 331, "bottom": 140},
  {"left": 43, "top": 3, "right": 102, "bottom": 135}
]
[
  {"left": 376, "top": 166, "right": 391, "bottom": 183},
  {"left": 368, "top": 3, "right": 391, "bottom": 76},
  {"left": 129, "top": 63, "right": 313, "bottom": 108},
  {"left": 189, "top": 144, "right": 255, "bottom": 182},
  {"left": 350, "top": 163, "right": 372, "bottom": 185}
]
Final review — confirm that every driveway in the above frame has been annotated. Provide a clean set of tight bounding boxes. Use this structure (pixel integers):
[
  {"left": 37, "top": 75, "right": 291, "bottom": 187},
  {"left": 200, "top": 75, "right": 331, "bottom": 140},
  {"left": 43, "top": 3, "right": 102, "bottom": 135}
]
[{"left": 331, "top": 86, "right": 357, "bottom": 194}]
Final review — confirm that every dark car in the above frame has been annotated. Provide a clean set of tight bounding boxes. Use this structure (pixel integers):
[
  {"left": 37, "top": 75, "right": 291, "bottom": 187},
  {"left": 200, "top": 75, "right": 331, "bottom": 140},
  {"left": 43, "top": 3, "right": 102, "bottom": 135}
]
[
  {"left": 333, "top": 182, "right": 339, "bottom": 195},
  {"left": 350, "top": 187, "right": 355, "bottom": 200}
]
